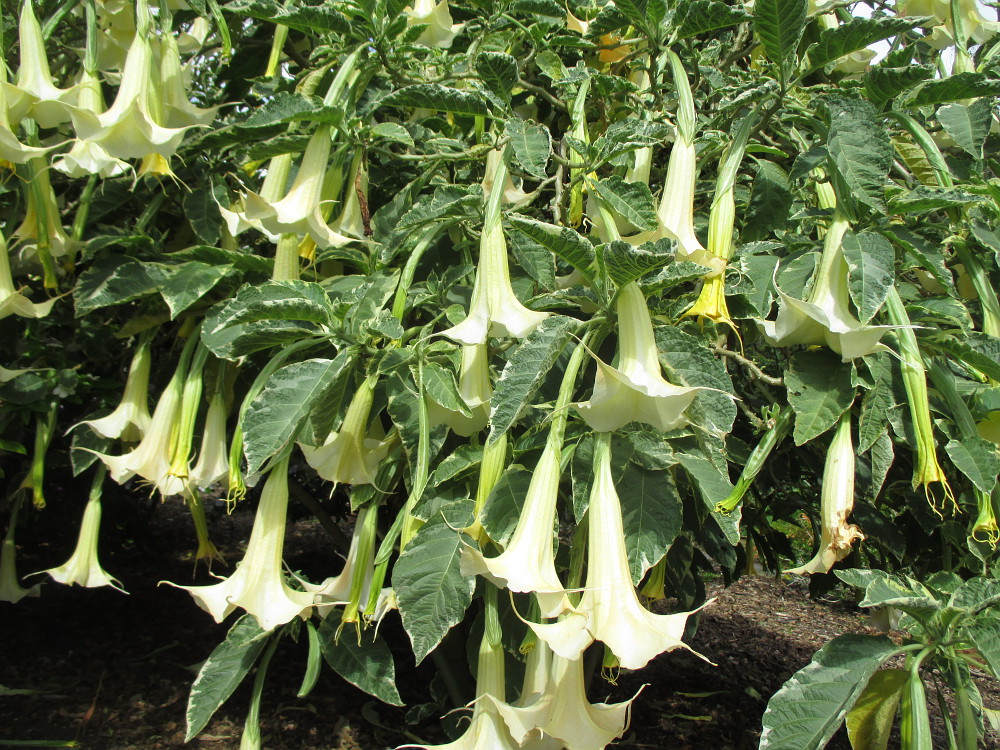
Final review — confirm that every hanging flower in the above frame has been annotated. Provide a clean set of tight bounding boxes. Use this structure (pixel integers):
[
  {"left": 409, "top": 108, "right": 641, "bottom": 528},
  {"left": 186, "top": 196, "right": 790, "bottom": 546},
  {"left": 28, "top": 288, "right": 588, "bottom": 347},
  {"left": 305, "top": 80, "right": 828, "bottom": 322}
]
[
  {"left": 575, "top": 282, "right": 706, "bottom": 433},
  {"left": 405, "top": 0, "right": 464, "bottom": 48},
  {"left": 74, "top": 335, "right": 152, "bottom": 442},
  {"left": 441, "top": 149, "right": 549, "bottom": 345},
  {"left": 529, "top": 434, "right": 703, "bottom": 670},
  {"left": 13, "top": 0, "right": 77, "bottom": 128},
  {"left": 14, "top": 165, "right": 82, "bottom": 260},
  {"left": 165, "top": 457, "right": 314, "bottom": 631},
  {"left": 41, "top": 468, "right": 125, "bottom": 592},
  {"left": 426, "top": 344, "right": 491, "bottom": 436},
  {"left": 0, "top": 232, "right": 56, "bottom": 320},
  {"left": 755, "top": 211, "right": 893, "bottom": 361},
  {"left": 187, "top": 390, "right": 230, "bottom": 488},
  {"left": 0, "top": 67, "right": 52, "bottom": 165},
  {"left": 786, "top": 411, "right": 864, "bottom": 575},
  {"left": 53, "top": 70, "right": 129, "bottom": 179},
  {"left": 0, "top": 500, "right": 40, "bottom": 603},
  {"left": 157, "top": 31, "right": 220, "bottom": 129},
  {"left": 489, "top": 642, "right": 635, "bottom": 750}
]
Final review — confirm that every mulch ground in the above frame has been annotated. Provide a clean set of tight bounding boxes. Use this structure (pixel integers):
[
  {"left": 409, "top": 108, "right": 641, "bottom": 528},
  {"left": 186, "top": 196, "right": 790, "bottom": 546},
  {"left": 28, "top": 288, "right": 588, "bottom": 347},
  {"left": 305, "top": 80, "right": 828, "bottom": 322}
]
[{"left": 3, "top": 496, "right": 999, "bottom": 750}]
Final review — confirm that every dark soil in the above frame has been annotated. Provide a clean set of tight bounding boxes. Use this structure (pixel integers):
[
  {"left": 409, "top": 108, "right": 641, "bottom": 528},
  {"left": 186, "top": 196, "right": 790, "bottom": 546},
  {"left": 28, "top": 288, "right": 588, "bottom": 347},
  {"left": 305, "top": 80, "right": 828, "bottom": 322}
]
[{"left": 3, "top": 497, "right": 999, "bottom": 750}]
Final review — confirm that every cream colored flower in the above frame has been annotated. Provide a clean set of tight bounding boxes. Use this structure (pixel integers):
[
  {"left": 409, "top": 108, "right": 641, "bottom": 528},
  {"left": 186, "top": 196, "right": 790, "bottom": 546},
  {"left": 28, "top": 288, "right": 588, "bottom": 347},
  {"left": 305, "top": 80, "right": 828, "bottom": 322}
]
[
  {"left": 405, "top": 0, "right": 464, "bottom": 48},
  {"left": 158, "top": 32, "right": 220, "bottom": 128},
  {"left": 786, "top": 411, "right": 864, "bottom": 575},
  {"left": 74, "top": 336, "right": 152, "bottom": 442},
  {"left": 575, "top": 282, "right": 706, "bottom": 433},
  {"left": 166, "top": 458, "right": 314, "bottom": 631},
  {"left": 188, "top": 390, "right": 230, "bottom": 488},
  {"left": 0, "top": 501, "right": 40, "bottom": 603},
  {"left": 0, "top": 232, "right": 56, "bottom": 320},
  {"left": 53, "top": 70, "right": 129, "bottom": 179},
  {"left": 13, "top": 0, "right": 77, "bottom": 127},
  {"left": 529, "top": 434, "right": 702, "bottom": 670}
]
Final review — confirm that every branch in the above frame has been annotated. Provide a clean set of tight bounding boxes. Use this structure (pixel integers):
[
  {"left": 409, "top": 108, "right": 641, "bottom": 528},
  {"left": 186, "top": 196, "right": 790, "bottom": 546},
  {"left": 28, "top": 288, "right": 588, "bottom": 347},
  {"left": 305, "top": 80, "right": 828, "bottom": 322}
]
[{"left": 713, "top": 345, "right": 784, "bottom": 386}]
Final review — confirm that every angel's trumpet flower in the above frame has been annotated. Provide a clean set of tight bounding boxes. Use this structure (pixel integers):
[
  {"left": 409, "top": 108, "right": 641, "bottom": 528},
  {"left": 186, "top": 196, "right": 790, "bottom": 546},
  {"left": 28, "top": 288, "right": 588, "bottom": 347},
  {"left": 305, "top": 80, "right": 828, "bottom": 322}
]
[
  {"left": 785, "top": 411, "right": 864, "bottom": 574},
  {"left": 426, "top": 344, "right": 491, "bottom": 436},
  {"left": 74, "top": 334, "right": 153, "bottom": 442},
  {"left": 13, "top": 0, "right": 77, "bottom": 127},
  {"left": 441, "top": 148, "right": 549, "bottom": 345},
  {"left": 166, "top": 457, "right": 314, "bottom": 631},
  {"left": 529, "top": 434, "right": 701, "bottom": 670},
  {"left": 489, "top": 641, "right": 635, "bottom": 750},
  {"left": 53, "top": 70, "right": 129, "bottom": 178},
  {"left": 70, "top": 0, "right": 195, "bottom": 162},
  {"left": 462, "top": 440, "right": 570, "bottom": 617},
  {"left": 575, "top": 282, "right": 706, "bottom": 433},
  {"left": 0, "top": 66, "right": 51, "bottom": 164},
  {"left": 302, "top": 504, "right": 377, "bottom": 615},
  {"left": 971, "top": 489, "right": 999, "bottom": 548},
  {"left": 0, "top": 499, "right": 40, "bottom": 603},
  {"left": 300, "top": 376, "right": 389, "bottom": 486},
  {"left": 188, "top": 390, "right": 229, "bottom": 488},
  {"left": 15, "top": 161, "right": 82, "bottom": 261},
  {"left": 901, "top": 0, "right": 1000, "bottom": 48},
  {"left": 41, "top": 466, "right": 125, "bottom": 592},
  {"left": 756, "top": 191, "right": 893, "bottom": 361},
  {"left": 405, "top": 0, "right": 464, "bottom": 48},
  {"left": 158, "top": 31, "right": 220, "bottom": 129},
  {"left": 0, "top": 232, "right": 56, "bottom": 320}
]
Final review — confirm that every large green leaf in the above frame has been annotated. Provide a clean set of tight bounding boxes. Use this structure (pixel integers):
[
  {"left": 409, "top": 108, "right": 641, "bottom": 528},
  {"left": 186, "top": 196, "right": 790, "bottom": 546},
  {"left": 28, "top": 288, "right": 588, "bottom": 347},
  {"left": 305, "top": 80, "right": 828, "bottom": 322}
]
[
  {"left": 476, "top": 52, "right": 518, "bottom": 104},
  {"left": 945, "top": 438, "right": 1000, "bottom": 494},
  {"left": 753, "top": 0, "right": 807, "bottom": 79},
  {"left": 674, "top": 451, "right": 740, "bottom": 545},
  {"left": 506, "top": 216, "right": 596, "bottom": 282},
  {"left": 785, "top": 351, "right": 855, "bottom": 445},
  {"left": 759, "top": 634, "right": 899, "bottom": 750},
  {"left": 505, "top": 119, "right": 552, "bottom": 179},
  {"left": 845, "top": 668, "right": 909, "bottom": 750},
  {"left": 488, "top": 316, "right": 579, "bottom": 444},
  {"left": 938, "top": 99, "right": 992, "bottom": 160},
  {"left": 223, "top": 0, "right": 350, "bottom": 33},
  {"left": 841, "top": 231, "right": 894, "bottom": 324},
  {"left": 145, "top": 262, "right": 235, "bottom": 319},
  {"left": 480, "top": 465, "right": 533, "bottom": 547},
  {"left": 673, "top": 0, "right": 750, "bottom": 39},
  {"left": 592, "top": 176, "right": 658, "bottom": 232},
  {"left": 905, "top": 72, "right": 1000, "bottom": 108},
  {"left": 383, "top": 84, "right": 489, "bottom": 116},
  {"left": 858, "top": 354, "right": 896, "bottom": 453},
  {"left": 317, "top": 620, "right": 404, "bottom": 706},
  {"left": 967, "top": 615, "right": 1000, "bottom": 678},
  {"left": 864, "top": 65, "right": 933, "bottom": 109},
  {"left": 601, "top": 239, "right": 676, "bottom": 289},
  {"left": 802, "top": 17, "right": 926, "bottom": 73},
  {"left": 74, "top": 257, "right": 156, "bottom": 316},
  {"left": 618, "top": 462, "right": 682, "bottom": 583},
  {"left": 242, "top": 354, "right": 352, "bottom": 475},
  {"left": 186, "top": 615, "right": 268, "bottom": 741},
  {"left": 392, "top": 502, "right": 476, "bottom": 664},
  {"left": 825, "top": 97, "right": 892, "bottom": 213}
]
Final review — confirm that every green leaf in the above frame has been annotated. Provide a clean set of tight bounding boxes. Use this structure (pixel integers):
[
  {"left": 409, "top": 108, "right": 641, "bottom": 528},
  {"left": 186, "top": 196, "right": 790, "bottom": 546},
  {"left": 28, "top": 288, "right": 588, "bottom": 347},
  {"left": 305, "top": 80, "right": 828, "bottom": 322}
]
[
  {"left": 207, "top": 281, "right": 334, "bottom": 332},
  {"left": 673, "top": 0, "right": 750, "bottom": 39},
  {"left": 242, "top": 354, "right": 352, "bottom": 476},
  {"left": 825, "top": 96, "right": 893, "bottom": 213},
  {"left": 654, "top": 325, "right": 737, "bottom": 438},
  {"left": 864, "top": 65, "right": 933, "bottom": 109},
  {"left": 937, "top": 99, "right": 992, "bottom": 160},
  {"left": 505, "top": 119, "right": 552, "bottom": 179},
  {"left": 506, "top": 227, "right": 557, "bottom": 289},
  {"left": 745, "top": 160, "right": 792, "bottom": 242},
  {"left": 759, "top": 634, "right": 900, "bottom": 750},
  {"left": 480, "top": 465, "right": 533, "bottom": 546},
  {"left": 785, "top": 351, "right": 855, "bottom": 445},
  {"left": 858, "top": 354, "right": 896, "bottom": 453},
  {"left": 803, "top": 17, "right": 926, "bottom": 73},
  {"left": 383, "top": 84, "right": 488, "bottom": 117},
  {"left": 392, "top": 502, "right": 476, "bottom": 664},
  {"left": 488, "top": 316, "right": 579, "bottom": 444},
  {"left": 753, "top": 0, "right": 807, "bottom": 79},
  {"left": 591, "top": 176, "right": 658, "bottom": 232},
  {"left": 371, "top": 122, "right": 414, "bottom": 147},
  {"left": 145, "top": 262, "right": 235, "bottom": 319},
  {"left": 476, "top": 52, "right": 518, "bottom": 104},
  {"left": 505, "top": 215, "right": 595, "bottom": 283},
  {"left": 239, "top": 92, "right": 328, "bottom": 129},
  {"left": 70, "top": 427, "right": 112, "bottom": 477},
  {"left": 74, "top": 257, "right": 156, "bottom": 316},
  {"left": 601, "top": 239, "right": 675, "bottom": 289},
  {"left": 932, "top": 333, "right": 1000, "bottom": 382},
  {"left": 967, "top": 615, "right": 1000, "bottom": 678},
  {"left": 950, "top": 578, "right": 1000, "bottom": 611},
  {"left": 618, "top": 462, "right": 682, "bottom": 583},
  {"left": 845, "top": 668, "right": 909, "bottom": 750},
  {"left": 223, "top": 0, "right": 350, "bottom": 33},
  {"left": 971, "top": 221, "right": 1000, "bottom": 266},
  {"left": 186, "top": 615, "right": 268, "bottom": 741},
  {"left": 905, "top": 72, "right": 1000, "bottom": 108},
  {"left": 888, "top": 186, "right": 982, "bottom": 213},
  {"left": 842, "top": 231, "right": 894, "bottom": 324},
  {"left": 944, "top": 438, "right": 1000, "bottom": 494},
  {"left": 422, "top": 361, "right": 472, "bottom": 417},
  {"left": 317, "top": 620, "right": 404, "bottom": 706},
  {"left": 183, "top": 183, "right": 226, "bottom": 246},
  {"left": 674, "top": 451, "right": 740, "bottom": 545}
]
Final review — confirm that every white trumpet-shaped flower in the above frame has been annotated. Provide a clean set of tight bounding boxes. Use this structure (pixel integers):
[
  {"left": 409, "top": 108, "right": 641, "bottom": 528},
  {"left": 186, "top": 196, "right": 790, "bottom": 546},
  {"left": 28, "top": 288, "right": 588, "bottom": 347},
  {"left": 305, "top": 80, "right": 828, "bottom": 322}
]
[
  {"left": 14, "top": 165, "right": 82, "bottom": 260},
  {"left": 0, "top": 66, "right": 53, "bottom": 164},
  {"left": 0, "top": 501, "right": 40, "bottom": 603},
  {"left": 158, "top": 32, "right": 220, "bottom": 128},
  {"left": 74, "top": 336, "right": 152, "bottom": 442},
  {"left": 187, "top": 390, "right": 230, "bottom": 488},
  {"left": 575, "top": 282, "right": 706, "bottom": 433},
  {"left": 41, "top": 470, "right": 125, "bottom": 592},
  {"left": 462, "top": 441, "right": 571, "bottom": 617},
  {"left": 0, "top": 232, "right": 56, "bottom": 320},
  {"left": 489, "top": 641, "right": 635, "bottom": 750},
  {"left": 442, "top": 150, "right": 549, "bottom": 345},
  {"left": 53, "top": 70, "right": 129, "bottom": 179},
  {"left": 529, "top": 434, "right": 702, "bottom": 670},
  {"left": 13, "top": 0, "right": 77, "bottom": 127},
  {"left": 786, "top": 411, "right": 864, "bottom": 575},
  {"left": 756, "top": 211, "right": 894, "bottom": 361},
  {"left": 901, "top": 0, "right": 1000, "bottom": 47},
  {"left": 70, "top": 0, "right": 196, "bottom": 162},
  {"left": 300, "top": 377, "right": 389, "bottom": 486},
  {"left": 166, "top": 458, "right": 314, "bottom": 631},
  {"left": 243, "top": 126, "right": 358, "bottom": 249},
  {"left": 426, "top": 344, "right": 491, "bottom": 436},
  {"left": 405, "top": 0, "right": 464, "bottom": 48}
]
